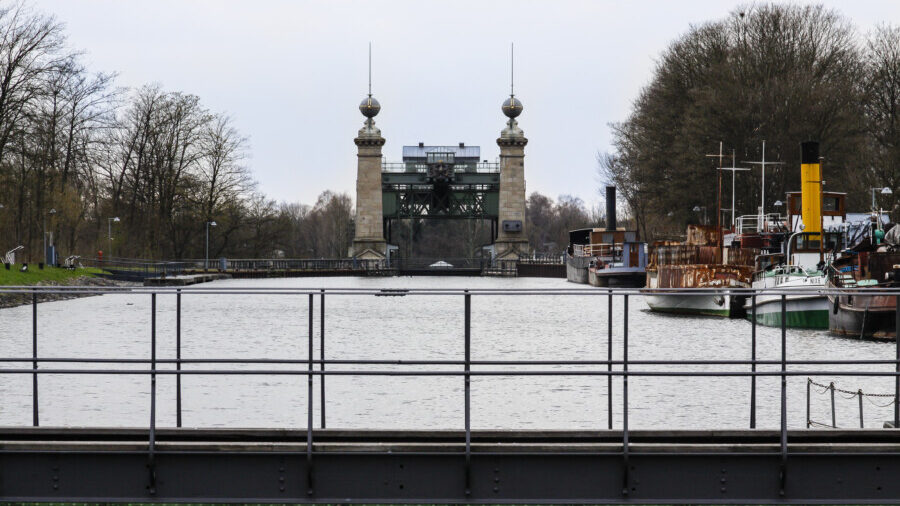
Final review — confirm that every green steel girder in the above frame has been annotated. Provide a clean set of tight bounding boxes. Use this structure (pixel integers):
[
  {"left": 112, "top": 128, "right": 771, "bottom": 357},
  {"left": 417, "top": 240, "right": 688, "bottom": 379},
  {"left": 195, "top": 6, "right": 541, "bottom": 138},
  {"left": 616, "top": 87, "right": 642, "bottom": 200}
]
[{"left": 382, "top": 171, "right": 499, "bottom": 219}]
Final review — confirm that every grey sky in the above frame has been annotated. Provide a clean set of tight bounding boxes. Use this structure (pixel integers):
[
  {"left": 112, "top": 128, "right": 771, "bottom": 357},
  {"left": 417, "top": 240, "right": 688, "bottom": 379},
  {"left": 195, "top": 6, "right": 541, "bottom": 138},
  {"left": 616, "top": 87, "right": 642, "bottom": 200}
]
[{"left": 33, "top": 0, "right": 900, "bottom": 211}]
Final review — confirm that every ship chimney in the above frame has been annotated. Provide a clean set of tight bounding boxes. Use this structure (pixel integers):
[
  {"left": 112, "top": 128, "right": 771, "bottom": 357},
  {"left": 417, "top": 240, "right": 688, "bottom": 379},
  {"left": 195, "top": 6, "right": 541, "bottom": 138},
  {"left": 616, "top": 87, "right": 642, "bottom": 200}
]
[
  {"left": 606, "top": 185, "right": 617, "bottom": 231},
  {"left": 800, "top": 141, "right": 822, "bottom": 239}
]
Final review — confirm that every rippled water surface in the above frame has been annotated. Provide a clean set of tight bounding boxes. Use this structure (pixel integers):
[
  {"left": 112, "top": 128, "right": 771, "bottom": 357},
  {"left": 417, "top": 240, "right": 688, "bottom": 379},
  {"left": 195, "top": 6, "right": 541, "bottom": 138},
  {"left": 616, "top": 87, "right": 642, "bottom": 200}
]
[{"left": 1, "top": 276, "right": 896, "bottom": 430}]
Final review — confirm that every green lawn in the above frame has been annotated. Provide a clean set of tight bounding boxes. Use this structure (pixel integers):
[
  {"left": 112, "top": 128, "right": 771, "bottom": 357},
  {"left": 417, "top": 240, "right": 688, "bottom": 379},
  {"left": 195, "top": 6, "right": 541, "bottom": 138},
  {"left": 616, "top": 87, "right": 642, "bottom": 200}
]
[{"left": 0, "top": 264, "right": 106, "bottom": 286}]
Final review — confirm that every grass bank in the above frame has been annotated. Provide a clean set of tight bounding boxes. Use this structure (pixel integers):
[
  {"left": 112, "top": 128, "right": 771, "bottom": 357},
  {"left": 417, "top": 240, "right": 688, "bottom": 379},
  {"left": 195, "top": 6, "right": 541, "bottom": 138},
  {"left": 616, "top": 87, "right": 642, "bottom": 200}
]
[{"left": 0, "top": 264, "right": 106, "bottom": 286}]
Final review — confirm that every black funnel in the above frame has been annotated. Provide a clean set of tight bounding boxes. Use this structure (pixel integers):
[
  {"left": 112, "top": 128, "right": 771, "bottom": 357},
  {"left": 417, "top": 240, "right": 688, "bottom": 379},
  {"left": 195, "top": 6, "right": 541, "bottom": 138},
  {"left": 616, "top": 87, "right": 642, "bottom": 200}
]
[{"left": 606, "top": 185, "right": 617, "bottom": 231}]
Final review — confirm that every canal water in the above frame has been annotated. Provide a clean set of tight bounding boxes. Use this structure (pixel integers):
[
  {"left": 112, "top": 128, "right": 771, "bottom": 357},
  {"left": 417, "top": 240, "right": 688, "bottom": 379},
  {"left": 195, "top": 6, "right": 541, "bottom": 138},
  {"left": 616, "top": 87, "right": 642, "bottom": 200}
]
[{"left": 0, "top": 276, "right": 896, "bottom": 431}]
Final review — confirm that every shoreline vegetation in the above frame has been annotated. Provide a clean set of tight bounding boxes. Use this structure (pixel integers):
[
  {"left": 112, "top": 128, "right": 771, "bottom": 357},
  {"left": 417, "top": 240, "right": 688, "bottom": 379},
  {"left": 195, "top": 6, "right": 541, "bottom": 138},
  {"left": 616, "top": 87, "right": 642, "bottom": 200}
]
[{"left": 0, "top": 265, "right": 133, "bottom": 309}]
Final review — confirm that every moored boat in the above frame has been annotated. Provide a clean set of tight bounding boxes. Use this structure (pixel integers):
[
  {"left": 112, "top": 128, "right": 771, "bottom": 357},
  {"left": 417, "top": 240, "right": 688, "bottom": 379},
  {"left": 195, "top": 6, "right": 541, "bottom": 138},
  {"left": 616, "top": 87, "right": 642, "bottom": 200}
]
[
  {"left": 644, "top": 224, "right": 757, "bottom": 317},
  {"left": 745, "top": 141, "right": 847, "bottom": 329},
  {"left": 645, "top": 262, "right": 752, "bottom": 317},
  {"left": 746, "top": 265, "right": 829, "bottom": 328},
  {"left": 826, "top": 249, "right": 899, "bottom": 340},
  {"left": 567, "top": 186, "right": 646, "bottom": 287}
]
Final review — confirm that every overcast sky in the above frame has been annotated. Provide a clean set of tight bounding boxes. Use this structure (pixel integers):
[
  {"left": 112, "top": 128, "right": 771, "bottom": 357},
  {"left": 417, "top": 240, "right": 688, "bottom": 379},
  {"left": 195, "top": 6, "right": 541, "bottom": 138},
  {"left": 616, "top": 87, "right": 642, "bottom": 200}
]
[{"left": 32, "top": 0, "right": 900, "bottom": 211}]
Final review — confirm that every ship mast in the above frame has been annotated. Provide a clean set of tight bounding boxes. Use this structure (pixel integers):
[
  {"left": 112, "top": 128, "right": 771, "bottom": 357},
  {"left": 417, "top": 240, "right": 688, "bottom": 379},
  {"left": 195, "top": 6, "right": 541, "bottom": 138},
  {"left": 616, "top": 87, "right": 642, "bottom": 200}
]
[
  {"left": 743, "top": 140, "right": 785, "bottom": 231},
  {"left": 720, "top": 150, "right": 750, "bottom": 228},
  {"left": 706, "top": 142, "right": 727, "bottom": 263}
]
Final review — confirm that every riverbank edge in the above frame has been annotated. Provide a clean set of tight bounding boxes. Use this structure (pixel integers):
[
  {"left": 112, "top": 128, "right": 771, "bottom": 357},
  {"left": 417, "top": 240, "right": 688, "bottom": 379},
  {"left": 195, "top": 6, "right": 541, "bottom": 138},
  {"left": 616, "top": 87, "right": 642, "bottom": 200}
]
[{"left": 0, "top": 276, "right": 138, "bottom": 309}]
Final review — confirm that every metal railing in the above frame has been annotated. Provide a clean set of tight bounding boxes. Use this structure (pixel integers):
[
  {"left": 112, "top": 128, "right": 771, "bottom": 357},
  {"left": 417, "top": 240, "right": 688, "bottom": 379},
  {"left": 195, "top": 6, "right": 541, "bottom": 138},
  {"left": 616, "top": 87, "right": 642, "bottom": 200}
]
[
  {"left": 381, "top": 162, "right": 500, "bottom": 173},
  {"left": 81, "top": 257, "right": 196, "bottom": 280},
  {"left": 218, "top": 258, "right": 386, "bottom": 271},
  {"left": 574, "top": 243, "right": 623, "bottom": 258},
  {"left": 1, "top": 285, "right": 899, "bottom": 497},
  {"left": 81, "top": 257, "right": 389, "bottom": 278},
  {"left": 736, "top": 212, "right": 787, "bottom": 234},
  {"left": 806, "top": 378, "right": 897, "bottom": 429}
]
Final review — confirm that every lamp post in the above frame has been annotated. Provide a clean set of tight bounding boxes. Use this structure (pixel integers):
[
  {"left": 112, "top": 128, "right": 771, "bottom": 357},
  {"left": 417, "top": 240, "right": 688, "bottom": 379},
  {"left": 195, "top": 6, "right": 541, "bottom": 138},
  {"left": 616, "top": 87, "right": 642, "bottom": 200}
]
[
  {"left": 205, "top": 221, "right": 217, "bottom": 270},
  {"left": 870, "top": 187, "right": 892, "bottom": 212},
  {"left": 43, "top": 208, "right": 56, "bottom": 266},
  {"left": 693, "top": 206, "right": 707, "bottom": 225},
  {"left": 107, "top": 217, "right": 120, "bottom": 258}
]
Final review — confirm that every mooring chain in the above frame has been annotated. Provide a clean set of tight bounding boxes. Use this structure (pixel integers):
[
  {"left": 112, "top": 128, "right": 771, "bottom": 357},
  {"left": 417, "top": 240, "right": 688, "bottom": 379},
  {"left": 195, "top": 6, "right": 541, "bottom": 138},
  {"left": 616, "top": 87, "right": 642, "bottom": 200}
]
[{"left": 808, "top": 378, "right": 897, "bottom": 401}]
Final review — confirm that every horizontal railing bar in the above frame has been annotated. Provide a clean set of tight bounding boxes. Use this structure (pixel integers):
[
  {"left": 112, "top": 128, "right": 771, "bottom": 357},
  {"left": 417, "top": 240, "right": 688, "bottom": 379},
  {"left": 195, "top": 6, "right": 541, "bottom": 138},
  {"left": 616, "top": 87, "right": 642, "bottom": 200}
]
[
  {"left": 3, "top": 286, "right": 900, "bottom": 296},
  {"left": 6, "top": 449, "right": 900, "bottom": 457},
  {"left": 1, "top": 357, "right": 899, "bottom": 366},
  {"left": 4, "top": 369, "right": 900, "bottom": 377}
]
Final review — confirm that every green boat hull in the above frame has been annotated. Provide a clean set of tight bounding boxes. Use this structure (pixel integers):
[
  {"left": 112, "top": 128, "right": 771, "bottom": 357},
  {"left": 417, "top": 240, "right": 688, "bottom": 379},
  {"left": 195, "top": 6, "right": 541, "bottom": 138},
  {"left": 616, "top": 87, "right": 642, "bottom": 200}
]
[{"left": 746, "top": 307, "right": 829, "bottom": 329}]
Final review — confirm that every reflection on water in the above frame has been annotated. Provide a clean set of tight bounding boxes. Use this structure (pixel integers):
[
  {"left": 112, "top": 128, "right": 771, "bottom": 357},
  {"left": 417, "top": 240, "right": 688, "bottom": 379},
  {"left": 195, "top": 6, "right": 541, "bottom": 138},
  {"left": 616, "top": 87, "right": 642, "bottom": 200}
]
[{"left": 0, "top": 276, "right": 895, "bottom": 430}]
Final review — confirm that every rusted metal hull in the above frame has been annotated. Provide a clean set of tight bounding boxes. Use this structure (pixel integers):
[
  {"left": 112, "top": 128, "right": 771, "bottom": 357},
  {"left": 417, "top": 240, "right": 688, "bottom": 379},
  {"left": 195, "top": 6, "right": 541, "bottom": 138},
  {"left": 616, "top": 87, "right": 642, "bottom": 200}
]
[
  {"left": 644, "top": 265, "right": 751, "bottom": 318},
  {"left": 826, "top": 288, "right": 896, "bottom": 340},
  {"left": 652, "top": 264, "right": 753, "bottom": 290}
]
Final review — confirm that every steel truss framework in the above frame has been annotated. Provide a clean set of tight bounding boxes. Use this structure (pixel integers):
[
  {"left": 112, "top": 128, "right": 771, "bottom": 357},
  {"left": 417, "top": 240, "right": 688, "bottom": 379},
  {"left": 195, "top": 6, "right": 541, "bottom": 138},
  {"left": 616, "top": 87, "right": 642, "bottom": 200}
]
[{"left": 390, "top": 184, "right": 495, "bottom": 219}]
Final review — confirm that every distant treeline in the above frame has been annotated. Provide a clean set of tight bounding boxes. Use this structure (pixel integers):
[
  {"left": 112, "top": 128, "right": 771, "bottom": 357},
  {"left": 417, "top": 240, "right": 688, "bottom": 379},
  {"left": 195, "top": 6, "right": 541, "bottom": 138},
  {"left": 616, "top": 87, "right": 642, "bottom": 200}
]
[
  {"left": 0, "top": 2, "right": 359, "bottom": 261},
  {"left": 0, "top": 2, "right": 602, "bottom": 262},
  {"left": 601, "top": 4, "right": 900, "bottom": 241}
]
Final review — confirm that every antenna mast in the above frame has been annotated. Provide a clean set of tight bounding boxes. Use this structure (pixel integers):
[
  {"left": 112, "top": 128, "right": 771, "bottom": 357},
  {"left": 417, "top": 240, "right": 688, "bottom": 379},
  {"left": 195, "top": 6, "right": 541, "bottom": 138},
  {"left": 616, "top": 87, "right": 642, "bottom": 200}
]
[{"left": 368, "top": 42, "right": 372, "bottom": 96}]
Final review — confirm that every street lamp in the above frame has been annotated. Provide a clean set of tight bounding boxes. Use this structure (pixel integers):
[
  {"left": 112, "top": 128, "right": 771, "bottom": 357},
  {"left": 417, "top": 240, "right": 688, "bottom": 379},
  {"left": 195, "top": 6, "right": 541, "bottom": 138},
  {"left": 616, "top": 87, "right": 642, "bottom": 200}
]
[
  {"left": 107, "top": 217, "right": 120, "bottom": 258},
  {"left": 693, "top": 205, "right": 708, "bottom": 225},
  {"left": 871, "top": 187, "right": 892, "bottom": 212},
  {"left": 205, "top": 221, "right": 217, "bottom": 270},
  {"left": 43, "top": 208, "right": 56, "bottom": 266}
]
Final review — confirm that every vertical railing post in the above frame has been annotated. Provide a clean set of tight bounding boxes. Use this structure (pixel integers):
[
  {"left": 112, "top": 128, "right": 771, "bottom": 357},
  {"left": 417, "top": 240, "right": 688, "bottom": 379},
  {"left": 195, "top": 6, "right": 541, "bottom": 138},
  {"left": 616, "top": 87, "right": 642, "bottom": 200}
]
[
  {"left": 320, "top": 288, "right": 326, "bottom": 429},
  {"left": 806, "top": 379, "right": 811, "bottom": 428},
  {"left": 608, "top": 289, "right": 613, "bottom": 430},
  {"left": 148, "top": 293, "right": 157, "bottom": 495},
  {"left": 32, "top": 291, "right": 39, "bottom": 427},
  {"left": 895, "top": 293, "right": 899, "bottom": 428},
  {"left": 306, "top": 293, "right": 314, "bottom": 496},
  {"left": 176, "top": 288, "right": 182, "bottom": 428},
  {"left": 858, "top": 390, "right": 864, "bottom": 429},
  {"left": 750, "top": 294, "right": 757, "bottom": 429},
  {"left": 779, "top": 294, "right": 787, "bottom": 496},
  {"left": 464, "top": 290, "right": 472, "bottom": 497},
  {"left": 622, "top": 294, "right": 629, "bottom": 497},
  {"left": 830, "top": 383, "right": 836, "bottom": 428}
]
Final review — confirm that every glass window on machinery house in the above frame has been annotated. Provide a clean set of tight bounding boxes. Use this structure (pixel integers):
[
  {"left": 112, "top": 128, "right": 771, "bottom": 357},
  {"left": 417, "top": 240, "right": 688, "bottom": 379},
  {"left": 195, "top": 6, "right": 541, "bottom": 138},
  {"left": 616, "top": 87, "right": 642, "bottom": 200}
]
[{"left": 427, "top": 152, "right": 454, "bottom": 165}]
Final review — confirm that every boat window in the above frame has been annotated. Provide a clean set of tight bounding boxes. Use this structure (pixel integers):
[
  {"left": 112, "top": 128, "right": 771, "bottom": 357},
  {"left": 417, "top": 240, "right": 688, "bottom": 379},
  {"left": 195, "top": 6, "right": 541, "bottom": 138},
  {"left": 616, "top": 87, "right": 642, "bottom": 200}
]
[{"left": 795, "top": 233, "right": 821, "bottom": 251}]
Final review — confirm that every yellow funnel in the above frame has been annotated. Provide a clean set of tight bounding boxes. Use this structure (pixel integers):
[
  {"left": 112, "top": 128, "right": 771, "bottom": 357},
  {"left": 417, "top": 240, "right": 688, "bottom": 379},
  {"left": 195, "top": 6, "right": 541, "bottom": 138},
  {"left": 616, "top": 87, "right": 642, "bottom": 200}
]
[{"left": 800, "top": 141, "right": 822, "bottom": 237}]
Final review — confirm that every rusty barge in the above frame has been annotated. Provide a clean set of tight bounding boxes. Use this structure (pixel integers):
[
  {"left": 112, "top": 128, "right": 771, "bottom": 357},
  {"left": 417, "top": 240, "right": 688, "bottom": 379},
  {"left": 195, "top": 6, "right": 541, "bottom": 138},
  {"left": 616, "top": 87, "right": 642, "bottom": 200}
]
[{"left": 644, "top": 225, "right": 759, "bottom": 317}]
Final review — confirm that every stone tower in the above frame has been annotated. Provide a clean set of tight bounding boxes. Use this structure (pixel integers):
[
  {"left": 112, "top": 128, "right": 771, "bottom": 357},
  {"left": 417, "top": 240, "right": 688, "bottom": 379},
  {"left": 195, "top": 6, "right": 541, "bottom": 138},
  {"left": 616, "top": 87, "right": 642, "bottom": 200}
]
[
  {"left": 351, "top": 93, "right": 387, "bottom": 259},
  {"left": 494, "top": 94, "right": 529, "bottom": 260}
]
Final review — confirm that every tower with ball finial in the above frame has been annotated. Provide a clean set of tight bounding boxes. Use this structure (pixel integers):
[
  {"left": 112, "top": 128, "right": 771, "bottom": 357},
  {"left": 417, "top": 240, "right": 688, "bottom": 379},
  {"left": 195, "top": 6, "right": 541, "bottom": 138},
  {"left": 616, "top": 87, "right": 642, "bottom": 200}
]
[
  {"left": 494, "top": 43, "right": 529, "bottom": 260},
  {"left": 351, "top": 44, "right": 388, "bottom": 259}
]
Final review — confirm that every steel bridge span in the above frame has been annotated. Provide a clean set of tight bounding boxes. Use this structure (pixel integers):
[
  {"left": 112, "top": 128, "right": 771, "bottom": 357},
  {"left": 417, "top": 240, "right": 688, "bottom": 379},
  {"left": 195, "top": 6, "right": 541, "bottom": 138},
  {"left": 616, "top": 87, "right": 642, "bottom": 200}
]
[
  {"left": 1, "top": 286, "right": 900, "bottom": 503},
  {"left": 3, "top": 427, "right": 900, "bottom": 503}
]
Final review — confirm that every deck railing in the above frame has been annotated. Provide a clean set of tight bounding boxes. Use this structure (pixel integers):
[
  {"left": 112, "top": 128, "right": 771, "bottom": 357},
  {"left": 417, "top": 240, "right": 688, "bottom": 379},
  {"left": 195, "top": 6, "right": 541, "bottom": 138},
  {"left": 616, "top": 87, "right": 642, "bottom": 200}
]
[{"left": 1, "top": 286, "right": 899, "bottom": 496}]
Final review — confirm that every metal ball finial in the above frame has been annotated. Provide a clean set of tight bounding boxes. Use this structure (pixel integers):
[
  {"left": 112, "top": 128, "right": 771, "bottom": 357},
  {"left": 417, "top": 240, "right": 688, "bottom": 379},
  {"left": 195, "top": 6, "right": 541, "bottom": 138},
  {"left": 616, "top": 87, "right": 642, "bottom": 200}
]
[
  {"left": 502, "top": 96, "right": 522, "bottom": 119},
  {"left": 360, "top": 95, "right": 380, "bottom": 118}
]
